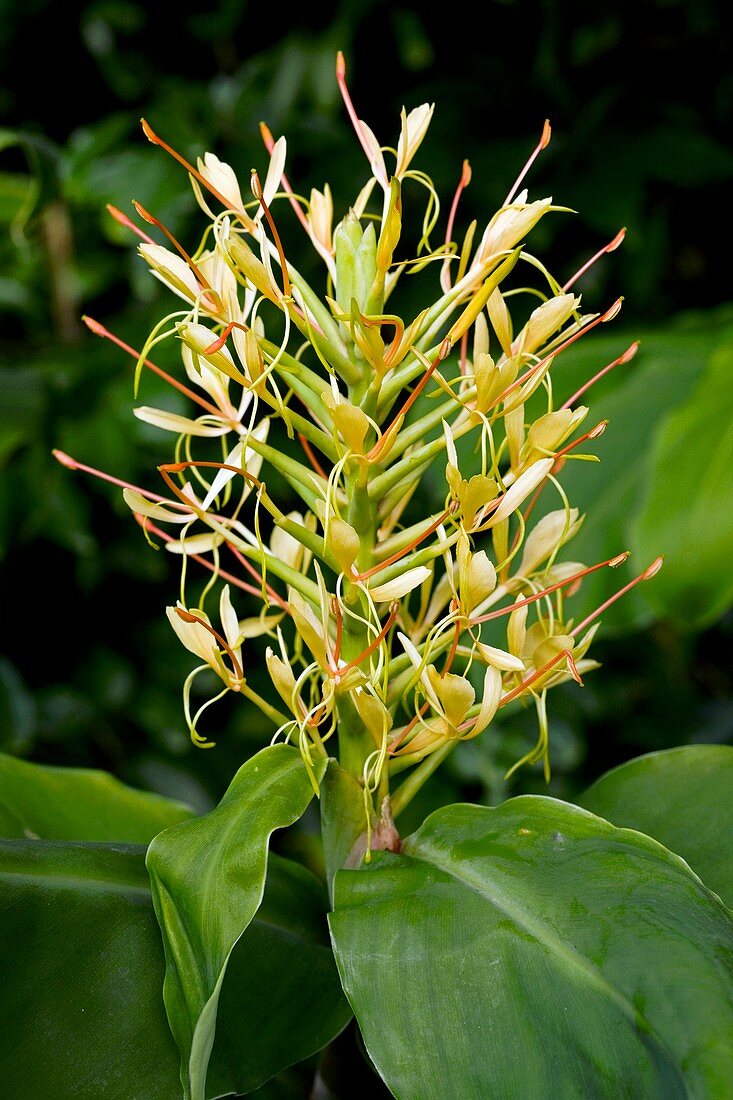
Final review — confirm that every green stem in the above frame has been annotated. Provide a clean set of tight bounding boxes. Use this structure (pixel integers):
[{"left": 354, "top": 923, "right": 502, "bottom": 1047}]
[{"left": 391, "top": 742, "right": 456, "bottom": 817}]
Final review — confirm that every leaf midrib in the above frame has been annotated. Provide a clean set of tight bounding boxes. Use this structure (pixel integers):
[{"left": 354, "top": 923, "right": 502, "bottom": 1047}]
[{"left": 405, "top": 838, "right": 690, "bottom": 1093}]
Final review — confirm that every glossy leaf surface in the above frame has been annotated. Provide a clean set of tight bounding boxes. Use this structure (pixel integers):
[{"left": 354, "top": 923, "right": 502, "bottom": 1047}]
[
  {"left": 146, "top": 743, "right": 325, "bottom": 1100},
  {"left": 0, "top": 838, "right": 346, "bottom": 1099},
  {"left": 331, "top": 797, "right": 733, "bottom": 1099},
  {"left": 580, "top": 744, "right": 733, "bottom": 907},
  {"left": 630, "top": 346, "right": 733, "bottom": 628},
  {"left": 0, "top": 750, "right": 194, "bottom": 842}
]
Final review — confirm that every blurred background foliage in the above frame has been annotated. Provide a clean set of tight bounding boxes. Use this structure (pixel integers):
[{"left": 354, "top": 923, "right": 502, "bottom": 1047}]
[{"left": 1, "top": 0, "right": 732, "bottom": 826}]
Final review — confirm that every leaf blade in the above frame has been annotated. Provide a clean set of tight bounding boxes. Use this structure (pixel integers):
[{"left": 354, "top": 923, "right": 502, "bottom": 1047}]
[
  {"left": 330, "top": 797, "right": 733, "bottom": 1098},
  {"left": 0, "top": 750, "right": 194, "bottom": 843},
  {"left": 579, "top": 744, "right": 733, "bottom": 907},
  {"left": 146, "top": 743, "right": 324, "bottom": 1100}
]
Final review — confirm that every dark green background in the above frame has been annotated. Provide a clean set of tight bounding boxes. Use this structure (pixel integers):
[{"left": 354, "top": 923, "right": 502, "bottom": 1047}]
[{"left": 1, "top": 0, "right": 732, "bottom": 823}]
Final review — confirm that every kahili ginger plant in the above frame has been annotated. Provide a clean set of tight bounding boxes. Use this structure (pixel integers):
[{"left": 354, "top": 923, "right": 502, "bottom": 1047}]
[
  {"left": 36, "top": 54, "right": 733, "bottom": 1100},
  {"left": 55, "top": 52, "right": 658, "bottom": 841}
]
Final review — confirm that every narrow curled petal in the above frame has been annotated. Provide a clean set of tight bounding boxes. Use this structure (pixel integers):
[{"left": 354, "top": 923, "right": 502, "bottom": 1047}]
[
  {"left": 488, "top": 459, "right": 554, "bottom": 526},
  {"left": 219, "top": 585, "right": 240, "bottom": 651},
  {"left": 470, "top": 665, "right": 503, "bottom": 736},
  {"left": 139, "top": 243, "right": 201, "bottom": 303},
  {"left": 395, "top": 103, "right": 435, "bottom": 177},
  {"left": 476, "top": 642, "right": 526, "bottom": 673},
  {"left": 370, "top": 566, "right": 431, "bottom": 603},
  {"left": 133, "top": 407, "right": 230, "bottom": 437},
  {"left": 166, "top": 605, "right": 215, "bottom": 666},
  {"left": 200, "top": 419, "right": 269, "bottom": 510},
  {"left": 123, "top": 488, "right": 194, "bottom": 524},
  {"left": 196, "top": 152, "right": 245, "bottom": 213}
]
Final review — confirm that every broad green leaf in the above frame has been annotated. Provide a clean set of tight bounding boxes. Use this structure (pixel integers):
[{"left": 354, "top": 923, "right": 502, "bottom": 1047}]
[
  {"left": 0, "top": 839, "right": 348, "bottom": 1099},
  {"left": 147, "top": 743, "right": 325, "bottom": 1100},
  {"left": 208, "top": 853, "right": 351, "bottom": 1096},
  {"left": 331, "top": 797, "right": 733, "bottom": 1099},
  {"left": 630, "top": 346, "right": 733, "bottom": 628},
  {"left": 580, "top": 744, "right": 733, "bottom": 907},
  {"left": 0, "top": 839, "right": 181, "bottom": 1099},
  {"left": 0, "top": 751, "right": 194, "bottom": 842}
]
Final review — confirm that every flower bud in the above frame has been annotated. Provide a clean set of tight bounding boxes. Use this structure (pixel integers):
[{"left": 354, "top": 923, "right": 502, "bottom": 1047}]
[{"left": 334, "top": 211, "right": 378, "bottom": 312}]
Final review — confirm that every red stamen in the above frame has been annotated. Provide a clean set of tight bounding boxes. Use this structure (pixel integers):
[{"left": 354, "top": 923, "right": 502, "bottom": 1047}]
[
  {"left": 174, "top": 606, "right": 244, "bottom": 684},
  {"left": 560, "top": 341, "right": 638, "bottom": 410},
  {"left": 357, "top": 506, "right": 452, "bottom": 581},
  {"left": 563, "top": 227, "right": 626, "bottom": 291},
  {"left": 441, "top": 159, "right": 472, "bottom": 292},
  {"left": 160, "top": 459, "right": 261, "bottom": 491},
  {"left": 251, "top": 169, "right": 291, "bottom": 298},
  {"left": 82, "top": 315, "right": 222, "bottom": 417},
  {"left": 132, "top": 200, "right": 216, "bottom": 304},
  {"left": 335, "top": 52, "right": 388, "bottom": 189},
  {"left": 368, "top": 337, "right": 452, "bottom": 461},
  {"left": 336, "top": 602, "right": 399, "bottom": 678},
  {"left": 552, "top": 419, "right": 607, "bottom": 463},
  {"left": 203, "top": 319, "right": 248, "bottom": 356},
  {"left": 140, "top": 119, "right": 236, "bottom": 212},
  {"left": 498, "top": 647, "right": 581, "bottom": 710},
  {"left": 504, "top": 119, "right": 551, "bottom": 206},
  {"left": 570, "top": 557, "right": 663, "bottom": 638},
  {"left": 133, "top": 514, "right": 266, "bottom": 600},
  {"left": 471, "top": 553, "right": 629, "bottom": 626},
  {"left": 298, "top": 433, "right": 328, "bottom": 479},
  {"left": 389, "top": 700, "right": 431, "bottom": 755},
  {"left": 106, "top": 204, "right": 154, "bottom": 244},
  {"left": 259, "top": 122, "right": 310, "bottom": 232},
  {"left": 496, "top": 299, "right": 623, "bottom": 407},
  {"left": 53, "top": 449, "right": 176, "bottom": 505}
]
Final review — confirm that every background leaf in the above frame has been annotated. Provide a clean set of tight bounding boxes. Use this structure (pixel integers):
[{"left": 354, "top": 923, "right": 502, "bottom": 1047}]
[
  {"left": 0, "top": 839, "right": 181, "bottom": 1100},
  {"left": 207, "top": 853, "right": 351, "bottom": 1096},
  {"left": 630, "top": 345, "right": 733, "bottom": 629},
  {"left": 0, "top": 837, "right": 347, "bottom": 1100},
  {"left": 331, "top": 797, "right": 733, "bottom": 1099},
  {"left": 146, "top": 743, "right": 326, "bottom": 1100},
  {"left": 0, "top": 750, "right": 194, "bottom": 842},
  {"left": 579, "top": 744, "right": 733, "bottom": 907}
]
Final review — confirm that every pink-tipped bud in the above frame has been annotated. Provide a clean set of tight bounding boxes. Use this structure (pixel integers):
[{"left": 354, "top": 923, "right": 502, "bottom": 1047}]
[
  {"left": 140, "top": 118, "right": 157, "bottom": 144},
  {"left": 259, "top": 121, "right": 275, "bottom": 153},
  {"left": 132, "top": 199, "right": 156, "bottom": 226},
  {"left": 601, "top": 297, "right": 624, "bottom": 323},
  {"left": 619, "top": 340, "right": 639, "bottom": 364},
  {"left": 609, "top": 552, "right": 630, "bottom": 568},
  {"left": 82, "top": 315, "right": 107, "bottom": 338},
  {"left": 642, "top": 556, "right": 664, "bottom": 580},
  {"left": 52, "top": 449, "right": 78, "bottom": 470},
  {"left": 605, "top": 227, "right": 626, "bottom": 252}
]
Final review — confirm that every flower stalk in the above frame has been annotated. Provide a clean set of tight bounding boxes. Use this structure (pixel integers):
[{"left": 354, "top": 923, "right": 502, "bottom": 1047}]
[{"left": 57, "top": 54, "right": 661, "bottom": 846}]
